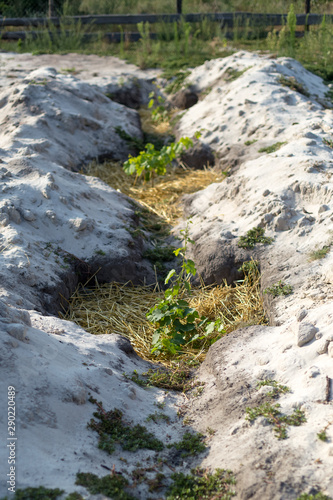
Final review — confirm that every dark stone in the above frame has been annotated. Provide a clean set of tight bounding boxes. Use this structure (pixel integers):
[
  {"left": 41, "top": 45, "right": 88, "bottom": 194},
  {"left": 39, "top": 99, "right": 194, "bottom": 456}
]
[{"left": 115, "top": 335, "right": 140, "bottom": 359}]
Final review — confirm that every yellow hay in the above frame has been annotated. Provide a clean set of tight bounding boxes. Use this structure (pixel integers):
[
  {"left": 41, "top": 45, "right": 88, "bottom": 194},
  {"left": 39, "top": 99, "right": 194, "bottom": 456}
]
[
  {"left": 62, "top": 272, "right": 265, "bottom": 366},
  {"left": 86, "top": 160, "right": 223, "bottom": 225}
]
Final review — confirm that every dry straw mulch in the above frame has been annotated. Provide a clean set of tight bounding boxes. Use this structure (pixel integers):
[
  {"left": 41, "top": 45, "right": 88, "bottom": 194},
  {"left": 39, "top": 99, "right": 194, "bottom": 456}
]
[{"left": 62, "top": 269, "right": 265, "bottom": 366}]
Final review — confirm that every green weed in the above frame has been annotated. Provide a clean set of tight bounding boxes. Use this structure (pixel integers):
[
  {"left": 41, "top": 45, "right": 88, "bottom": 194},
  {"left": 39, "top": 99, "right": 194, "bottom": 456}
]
[
  {"left": 258, "top": 141, "right": 287, "bottom": 154},
  {"left": 94, "top": 249, "right": 106, "bottom": 256},
  {"left": 168, "top": 431, "right": 206, "bottom": 457},
  {"left": 309, "top": 245, "right": 330, "bottom": 261},
  {"left": 75, "top": 472, "right": 135, "bottom": 500},
  {"left": 257, "top": 379, "right": 290, "bottom": 398},
  {"left": 88, "top": 397, "right": 164, "bottom": 454},
  {"left": 245, "top": 139, "right": 257, "bottom": 146},
  {"left": 164, "top": 70, "right": 191, "bottom": 94},
  {"left": 0, "top": 487, "right": 64, "bottom": 500},
  {"left": 297, "top": 493, "right": 332, "bottom": 500},
  {"left": 323, "top": 138, "right": 333, "bottom": 148},
  {"left": 246, "top": 402, "right": 306, "bottom": 439},
  {"left": 317, "top": 419, "right": 333, "bottom": 442},
  {"left": 278, "top": 75, "right": 310, "bottom": 97},
  {"left": 115, "top": 126, "right": 145, "bottom": 152},
  {"left": 225, "top": 66, "right": 251, "bottom": 82},
  {"left": 143, "top": 245, "right": 175, "bottom": 267},
  {"left": 65, "top": 494, "right": 84, "bottom": 500},
  {"left": 238, "top": 226, "right": 274, "bottom": 249},
  {"left": 155, "top": 401, "right": 166, "bottom": 409},
  {"left": 317, "top": 430, "right": 328, "bottom": 442},
  {"left": 146, "top": 411, "right": 171, "bottom": 424},
  {"left": 167, "top": 467, "right": 236, "bottom": 500},
  {"left": 264, "top": 280, "right": 293, "bottom": 297}
]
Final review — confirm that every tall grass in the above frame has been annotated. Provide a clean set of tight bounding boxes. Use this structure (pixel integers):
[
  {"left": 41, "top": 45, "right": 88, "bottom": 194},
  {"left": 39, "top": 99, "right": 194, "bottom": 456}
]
[
  {"left": 266, "top": 7, "right": 333, "bottom": 81},
  {"left": 18, "top": 17, "right": 96, "bottom": 54}
]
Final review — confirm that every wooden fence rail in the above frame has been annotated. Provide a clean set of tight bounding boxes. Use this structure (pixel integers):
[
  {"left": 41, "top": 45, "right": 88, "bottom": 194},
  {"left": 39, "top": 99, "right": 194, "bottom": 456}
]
[
  {"left": 1, "top": 12, "right": 332, "bottom": 42},
  {"left": 1, "top": 12, "right": 333, "bottom": 28}
]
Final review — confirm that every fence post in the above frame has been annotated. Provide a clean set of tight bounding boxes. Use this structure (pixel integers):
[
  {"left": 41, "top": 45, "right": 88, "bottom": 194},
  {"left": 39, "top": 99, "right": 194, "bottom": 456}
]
[
  {"left": 49, "top": 0, "right": 55, "bottom": 18},
  {"left": 305, "top": 0, "right": 311, "bottom": 31},
  {"left": 177, "top": 0, "right": 182, "bottom": 15}
]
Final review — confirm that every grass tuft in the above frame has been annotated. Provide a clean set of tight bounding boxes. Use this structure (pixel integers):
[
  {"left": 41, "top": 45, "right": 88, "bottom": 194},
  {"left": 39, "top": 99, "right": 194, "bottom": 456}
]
[{"left": 309, "top": 245, "right": 330, "bottom": 261}]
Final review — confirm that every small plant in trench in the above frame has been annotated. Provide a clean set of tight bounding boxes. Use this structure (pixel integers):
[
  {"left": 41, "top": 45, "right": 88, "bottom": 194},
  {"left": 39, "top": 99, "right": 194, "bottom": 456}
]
[
  {"left": 148, "top": 91, "right": 169, "bottom": 124},
  {"left": 264, "top": 280, "right": 293, "bottom": 297},
  {"left": 123, "top": 135, "right": 197, "bottom": 184},
  {"left": 246, "top": 402, "right": 306, "bottom": 439},
  {"left": 167, "top": 431, "right": 206, "bottom": 458},
  {"left": 238, "top": 226, "right": 274, "bottom": 249},
  {"left": 147, "top": 222, "right": 224, "bottom": 356},
  {"left": 75, "top": 472, "right": 135, "bottom": 500},
  {"left": 258, "top": 141, "right": 287, "bottom": 154},
  {"left": 167, "top": 467, "right": 236, "bottom": 500},
  {"left": 87, "top": 397, "right": 164, "bottom": 454}
]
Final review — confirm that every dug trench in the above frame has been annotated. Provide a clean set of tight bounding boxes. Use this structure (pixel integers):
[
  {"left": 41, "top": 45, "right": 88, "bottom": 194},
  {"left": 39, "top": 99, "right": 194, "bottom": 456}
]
[{"left": 1, "top": 51, "right": 333, "bottom": 500}]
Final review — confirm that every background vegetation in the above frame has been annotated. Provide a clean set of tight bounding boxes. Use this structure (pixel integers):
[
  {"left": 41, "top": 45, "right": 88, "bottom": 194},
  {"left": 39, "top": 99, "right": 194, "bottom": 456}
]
[{"left": 1, "top": 0, "right": 333, "bottom": 17}]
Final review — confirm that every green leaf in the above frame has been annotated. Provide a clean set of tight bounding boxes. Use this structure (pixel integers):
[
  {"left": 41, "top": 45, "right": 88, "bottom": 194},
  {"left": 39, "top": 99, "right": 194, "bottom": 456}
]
[
  {"left": 165, "top": 269, "right": 176, "bottom": 284},
  {"left": 173, "top": 247, "right": 184, "bottom": 257},
  {"left": 205, "top": 322, "right": 215, "bottom": 335},
  {"left": 152, "top": 331, "right": 161, "bottom": 345}
]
